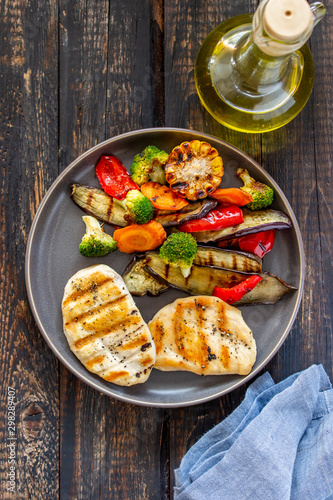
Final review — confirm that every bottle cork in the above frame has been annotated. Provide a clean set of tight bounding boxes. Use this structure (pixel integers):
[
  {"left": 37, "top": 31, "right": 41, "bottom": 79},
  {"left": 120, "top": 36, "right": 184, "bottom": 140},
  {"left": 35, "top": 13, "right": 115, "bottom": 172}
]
[{"left": 263, "top": 0, "right": 313, "bottom": 41}]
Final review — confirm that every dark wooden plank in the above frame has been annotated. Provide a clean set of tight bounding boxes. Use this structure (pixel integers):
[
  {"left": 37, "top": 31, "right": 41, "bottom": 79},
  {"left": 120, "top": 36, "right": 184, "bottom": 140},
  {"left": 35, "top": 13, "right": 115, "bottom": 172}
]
[
  {"left": 0, "top": 0, "right": 59, "bottom": 498},
  {"left": 59, "top": 1, "right": 168, "bottom": 499},
  {"left": 105, "top": 0, "right": 163, "bottom": 137},
  {"left": 310, "top": 8, "right": 333, "bottom": 381},
  {"left": 59, "top": 0, "right": 110, "bottom": 171}
]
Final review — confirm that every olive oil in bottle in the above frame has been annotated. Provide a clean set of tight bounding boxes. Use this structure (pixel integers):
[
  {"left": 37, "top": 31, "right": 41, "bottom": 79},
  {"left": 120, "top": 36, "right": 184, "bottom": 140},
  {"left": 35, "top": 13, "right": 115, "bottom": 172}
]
[{"left": 195, "top": 0, "right": 326, "bottom": 133}]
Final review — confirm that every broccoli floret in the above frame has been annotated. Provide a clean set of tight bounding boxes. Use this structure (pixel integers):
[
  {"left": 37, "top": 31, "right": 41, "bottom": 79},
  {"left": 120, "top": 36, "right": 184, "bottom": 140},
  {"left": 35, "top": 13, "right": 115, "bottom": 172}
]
[
  {"left": 116, "top": 189, "right": 155, "bottom": 224},
  {"left": 79, "top": 216, "right": 117, "bottom": 257},
  {"left": 237, "top": 168, "right": 274, "bottom": 210},
  {"left": 130, "top": 145, "right": 169, "bottom": 186},
  {"left": 159, "top": 232, "right": 197, "bottom": 278}
]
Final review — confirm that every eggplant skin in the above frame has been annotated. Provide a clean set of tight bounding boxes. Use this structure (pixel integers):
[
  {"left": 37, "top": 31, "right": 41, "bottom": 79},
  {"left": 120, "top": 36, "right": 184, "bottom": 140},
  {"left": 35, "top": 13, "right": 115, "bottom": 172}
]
[
  {"left": 71, "top": 184, "right": 127, "bottom": 227},
  {"left": 154, "top": 199, "right": 217, "bottom": 227},
  {"left": 195, "top": 246, "right": 262, "bottom": 273},
  {"left": 193, "top": 208, "right": 292, "bottom": 243},
  {"left": 145, "top": 252, "right": 296, "bottom": 305},
  {"left": 122, "top": 255, "right": 169, "bottom": 297},
  {"left": 71, "top": 184, "right": 217, "bottom": 229}
]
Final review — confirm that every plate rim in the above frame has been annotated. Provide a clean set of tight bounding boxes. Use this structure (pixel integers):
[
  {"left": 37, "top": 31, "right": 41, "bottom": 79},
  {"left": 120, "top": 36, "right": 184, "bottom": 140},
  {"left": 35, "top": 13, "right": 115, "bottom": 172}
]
[{"left": 25, "top": 127, "right": 305, "bottom": 407}]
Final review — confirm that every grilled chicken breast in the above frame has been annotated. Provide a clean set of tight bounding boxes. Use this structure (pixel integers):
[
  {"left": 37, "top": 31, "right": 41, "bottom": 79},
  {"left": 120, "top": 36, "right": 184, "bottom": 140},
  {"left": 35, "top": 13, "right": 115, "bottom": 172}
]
[
  {"left": 149, "top": 296, "right": 256, "bottom": 376},
  {"left": 62, "top": 264, "right": 156, "bottom": 386}
]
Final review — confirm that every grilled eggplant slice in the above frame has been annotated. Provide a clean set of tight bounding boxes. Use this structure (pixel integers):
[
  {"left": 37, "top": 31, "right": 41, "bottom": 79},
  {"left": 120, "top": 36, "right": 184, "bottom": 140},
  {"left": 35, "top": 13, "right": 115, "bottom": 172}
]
[
  {"left": 194, "top": 246, "right": 262, "bottom": 273},
  {"left": 154, "top": 199, "right": 217, "bottom": 227},
  {"left": 122, "top": 255, "right": 169, "bottom": 296},
  {"left": 72, "top": 184, "right": 217, "bottom": 229},
  {"left": 145, "top": 252, "right": 296, "bottom": 305},
  {"left": 193, "top": 208, "right": 292, "bottom": 243},
  {"left": 71, "top": 184, "right": 127, "bottom": 226}
]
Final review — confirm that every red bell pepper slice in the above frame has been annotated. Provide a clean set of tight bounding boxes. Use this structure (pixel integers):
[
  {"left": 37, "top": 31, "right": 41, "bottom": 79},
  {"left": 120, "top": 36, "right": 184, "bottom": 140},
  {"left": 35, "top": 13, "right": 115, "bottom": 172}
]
[
  {"left": 238, "top": 230, "right": 276, "bottom": 258},
  {"left": 213, "top": 275, "right": 262, "bottom": 305},
  {"left": 178, "top": 204, "right": 243, "bottom": 232},
  {"left": 96, "top": 155, "right": 139, "bottom": 200},
  {"left": 217, "top": 230, "right": 276, "bottom": 258}
]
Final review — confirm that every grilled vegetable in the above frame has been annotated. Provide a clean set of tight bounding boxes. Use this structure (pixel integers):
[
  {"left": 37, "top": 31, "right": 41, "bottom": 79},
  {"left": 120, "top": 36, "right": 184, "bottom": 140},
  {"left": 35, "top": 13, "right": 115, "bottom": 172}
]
[
  {"left": 178, "top": 204, "right": 243, "bottom": 232},
  {"left": 122, "top": 255, "right": 169, "bottom": 296},
  {"left": 194, "top": 246, "right": 262, "bottom": 273},
  {"left": 114, "top": 220, "right": 167, "bottom": 253},
  {"left": 71, "top": 184, "right": 127, "bottom": 226},
  {"left": 237, "top": 168, "right": 274, "bottom": 210},
  {"left": 218, "top": 230, "right": 276, "bottom": 258},
  {"left": 165, "top": 140, "right": 224, "bottom": 200},
  {"left": 213, "top": 276, "right": 262, "bottom": 304},
  {"left": 130, "top": 145, "right": 169, "bottom": 186},
  {"left": 96, "top": 155, "right": 139, "bottom": 200},
  {"left": 115, "top": 189, "right": 154, "bottom": 225},
  {"left": 79, "top": 216, "right": 117, "bottom": 257},
  {"left": 72, "top": 184, "right": 218, "bottom": 229},
  {"left": 145, "top": 252, "right": 296, "bottom": 305},
  {"left": 192, "top": 208, "right": 292, "bottom": 243},
  {"left": 154, "top": 199, "right": 217, "bottom": 227},
  {"left": 160, "top": 233, "right": 198, "bottom": 278},
  {"left": 209, "top": 187, "right": 253, "bottom": 206},
  {"left": 141, "top": 182, "right": 189, "bottom": 210}
]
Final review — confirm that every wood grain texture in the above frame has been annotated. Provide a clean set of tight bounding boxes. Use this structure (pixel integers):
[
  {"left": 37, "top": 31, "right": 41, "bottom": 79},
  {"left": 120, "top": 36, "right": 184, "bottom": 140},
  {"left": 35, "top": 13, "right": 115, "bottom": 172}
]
[
  {"left": 59, "top": 0, "right": 110, "bottom": 171},
  {"left": 105, "top": 0, "right": 162, "bottom": 137},
  {"left": 310, "top": 7, "right": 333, "bottom": 380},
  {"left": 0, "top": 0, "right": 332, "bottom": 498},
  {"left": 0, "top": 0, "right": 59, "bottom": 499}
]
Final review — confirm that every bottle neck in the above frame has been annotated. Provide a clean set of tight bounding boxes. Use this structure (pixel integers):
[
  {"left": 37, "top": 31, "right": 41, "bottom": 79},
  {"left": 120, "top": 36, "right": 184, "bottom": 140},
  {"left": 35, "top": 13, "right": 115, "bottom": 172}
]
[{"left": 234, "top": 33, "right": 291, "bottom": 88}]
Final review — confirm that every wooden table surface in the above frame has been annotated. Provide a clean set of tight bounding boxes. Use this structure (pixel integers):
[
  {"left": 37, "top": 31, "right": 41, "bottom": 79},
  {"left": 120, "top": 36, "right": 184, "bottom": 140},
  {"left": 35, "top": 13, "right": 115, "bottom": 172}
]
[{"left": 1, "top": 0, "right": 332, "bottom": 498}]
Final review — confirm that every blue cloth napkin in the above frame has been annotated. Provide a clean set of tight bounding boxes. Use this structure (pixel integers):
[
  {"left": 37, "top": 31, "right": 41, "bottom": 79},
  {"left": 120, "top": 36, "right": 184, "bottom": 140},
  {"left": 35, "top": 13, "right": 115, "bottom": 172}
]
[{"left": 174, "top": 365, "right": 333, "bottom": 500}]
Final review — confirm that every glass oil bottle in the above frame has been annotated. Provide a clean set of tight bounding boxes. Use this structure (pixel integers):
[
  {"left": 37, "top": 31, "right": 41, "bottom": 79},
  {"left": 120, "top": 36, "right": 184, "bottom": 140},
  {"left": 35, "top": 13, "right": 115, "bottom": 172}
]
[{"left": 195, "top": 0, "right": 326, "bottom": 133}]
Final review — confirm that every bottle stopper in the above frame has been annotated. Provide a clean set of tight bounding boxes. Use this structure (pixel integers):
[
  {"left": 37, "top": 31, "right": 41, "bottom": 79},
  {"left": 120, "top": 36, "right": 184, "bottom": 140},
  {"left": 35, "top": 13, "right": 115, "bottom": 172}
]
[{"left": 263, "top": 0, "right": 313, "bottom": 41}]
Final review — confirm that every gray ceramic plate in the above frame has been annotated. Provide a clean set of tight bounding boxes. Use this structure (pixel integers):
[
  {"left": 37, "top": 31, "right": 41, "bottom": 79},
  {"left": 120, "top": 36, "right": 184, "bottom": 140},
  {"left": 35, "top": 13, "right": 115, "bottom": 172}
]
[{"left": 25, "top": 128, "right": 304, "bottom": 407}]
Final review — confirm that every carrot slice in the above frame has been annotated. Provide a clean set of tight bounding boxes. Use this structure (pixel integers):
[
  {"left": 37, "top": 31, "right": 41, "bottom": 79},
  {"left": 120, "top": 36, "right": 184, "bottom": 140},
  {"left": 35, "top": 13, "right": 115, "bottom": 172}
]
[
  {"left": 113, "top": 220, "right": 167, "bottom": 253},
  {"left": 209, "top": 188, "right": 253, "bottom": 206},
  {"left": 141, "top": 182, "right": 189, "bottom": 210}
]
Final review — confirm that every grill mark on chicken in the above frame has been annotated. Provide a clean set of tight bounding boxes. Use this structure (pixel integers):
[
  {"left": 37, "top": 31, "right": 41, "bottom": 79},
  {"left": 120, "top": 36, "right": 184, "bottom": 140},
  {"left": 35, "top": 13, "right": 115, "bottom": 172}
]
[
  {"left": 74, "top": 316, "right": 142, "bottom": 349},
  {"left": 103, "top": 371, "right": 130, "bottom": 383},
  {"left": 62, "top": 275, "right": 114, "bottom": 306},
  {"left": 174, "top": 303, "right": 186, "bottom": 357},
  {"left": 173, "top": 299, "right": 209, "bottom": 369},
  {"left": 66, "top": 294, "right": 128, "bottom": 325},
  {"left": 221, "top": 345, "right": 229, "bottom": 369},
  {"left": 140, "top": 356, "right": 154, "bottom": 367},
  {"left": 85, "top": 355, "right": 105, "bottom": 369},
  {"left": 117, "top": 330, "right": 148, "bottom": 351},
  {"left": 151, "top": 321, "right": 165, "bottom": 355},
  {"left": 195, "top": 298, "right": 209, "bottom": 370}
]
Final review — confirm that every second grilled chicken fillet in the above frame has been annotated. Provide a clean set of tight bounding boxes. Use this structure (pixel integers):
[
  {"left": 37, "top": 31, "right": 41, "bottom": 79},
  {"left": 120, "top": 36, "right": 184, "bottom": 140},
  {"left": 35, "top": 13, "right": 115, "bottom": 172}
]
[
  {"left": 149, "top": 296, "right": 256, "bottom": 376},
  {"left": 62, "top": 264, "right": 156, "bottom": 386}
]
